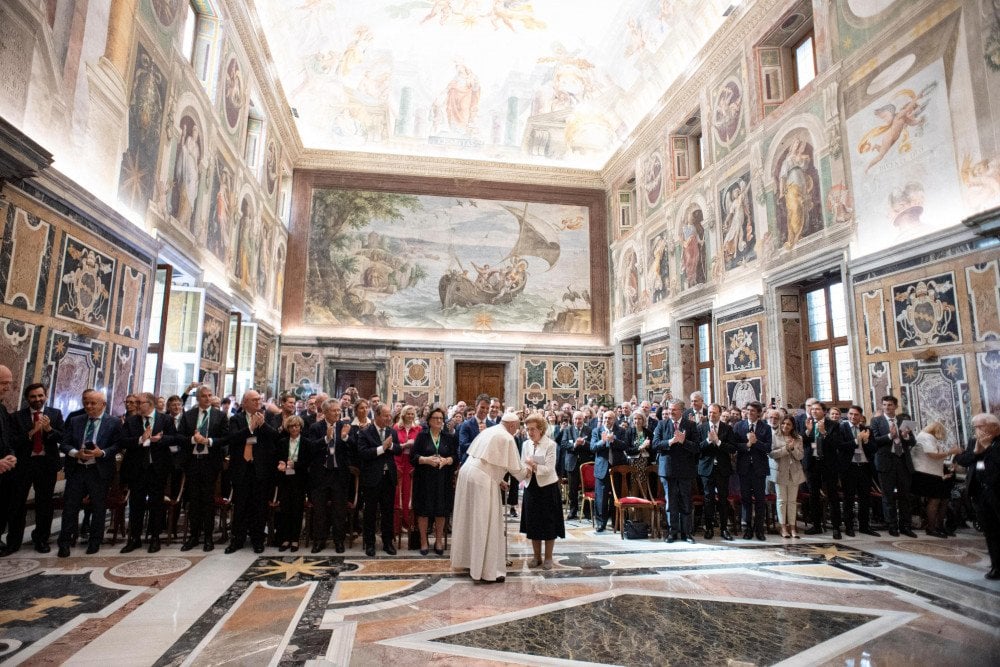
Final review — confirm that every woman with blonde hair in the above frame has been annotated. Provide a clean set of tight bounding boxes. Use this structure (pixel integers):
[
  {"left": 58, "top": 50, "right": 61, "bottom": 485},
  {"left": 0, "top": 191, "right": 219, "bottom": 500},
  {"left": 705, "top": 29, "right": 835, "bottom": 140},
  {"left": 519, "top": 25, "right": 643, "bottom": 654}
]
[
  {"left": 519, "top": 412, "right": 565, "bottom": 570},
  {"left": 913, "top": 421, "right": 962, "bottom": 538},
  {"left": 393, "top": 404, "right": 422, "bottom": 540},
  {"left": 768, "top": 415, "right": 805, "bottom": 538}
]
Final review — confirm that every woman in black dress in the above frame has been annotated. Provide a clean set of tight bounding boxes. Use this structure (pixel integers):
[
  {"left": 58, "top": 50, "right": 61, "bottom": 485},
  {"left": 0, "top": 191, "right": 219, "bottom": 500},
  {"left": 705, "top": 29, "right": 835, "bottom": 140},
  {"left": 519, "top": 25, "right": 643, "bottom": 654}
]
[
  {"left": 520, "top": 412, "right": 565, "bottom": 570},
  {"left": 410, "top": 407, "right": 457, "bottom": 555},
  {"left": 275, "top": 415, "right": 307, "bottom": 552}
]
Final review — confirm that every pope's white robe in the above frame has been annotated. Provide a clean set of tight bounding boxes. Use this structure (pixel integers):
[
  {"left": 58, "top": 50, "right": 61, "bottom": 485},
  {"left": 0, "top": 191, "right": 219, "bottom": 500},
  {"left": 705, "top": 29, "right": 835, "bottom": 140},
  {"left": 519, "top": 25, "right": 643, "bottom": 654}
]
[{"left": 450, "top": 424, "right": 525, "bottom": 581}]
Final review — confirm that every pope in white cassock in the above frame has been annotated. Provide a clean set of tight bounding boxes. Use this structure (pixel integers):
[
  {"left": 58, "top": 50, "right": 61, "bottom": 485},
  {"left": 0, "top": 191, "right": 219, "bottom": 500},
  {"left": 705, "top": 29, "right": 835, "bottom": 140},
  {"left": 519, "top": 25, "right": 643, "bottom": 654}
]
[{"left": 451, "top": 411, "right": 526, "bottom": 583}]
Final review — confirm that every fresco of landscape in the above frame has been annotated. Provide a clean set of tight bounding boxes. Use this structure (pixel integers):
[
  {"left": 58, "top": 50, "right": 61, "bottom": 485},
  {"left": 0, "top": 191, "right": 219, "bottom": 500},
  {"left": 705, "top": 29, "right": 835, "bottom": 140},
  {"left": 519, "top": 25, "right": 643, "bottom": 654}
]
[{"left": 305, "top": 189, "right": 593, "bottom": 334}]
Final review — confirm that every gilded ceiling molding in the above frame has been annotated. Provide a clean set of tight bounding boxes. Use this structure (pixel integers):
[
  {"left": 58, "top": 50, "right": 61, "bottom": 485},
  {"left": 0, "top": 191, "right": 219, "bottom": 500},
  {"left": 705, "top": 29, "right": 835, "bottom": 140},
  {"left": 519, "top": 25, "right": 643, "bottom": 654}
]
[
  {"left": 222, "top": 0, "right": 304, "bottom": 160},
  {"left": 296, "top": 149, "right": 606, "bottom": 190},
  {"left": 602, "top": 0, "right": 783, "bottom": 182}
]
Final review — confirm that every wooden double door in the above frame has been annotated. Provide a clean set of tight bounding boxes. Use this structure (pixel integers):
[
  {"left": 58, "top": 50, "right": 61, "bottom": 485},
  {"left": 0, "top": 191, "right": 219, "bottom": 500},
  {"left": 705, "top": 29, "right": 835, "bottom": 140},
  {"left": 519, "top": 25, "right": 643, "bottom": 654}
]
[{"left": 454, "top": 362, "right": 505, "bottom": 406}]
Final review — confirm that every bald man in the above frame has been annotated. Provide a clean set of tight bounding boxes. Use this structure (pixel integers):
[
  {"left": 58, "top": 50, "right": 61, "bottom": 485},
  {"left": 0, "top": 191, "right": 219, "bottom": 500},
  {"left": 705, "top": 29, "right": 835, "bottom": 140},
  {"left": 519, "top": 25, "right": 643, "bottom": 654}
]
[
  {"left": 57, "top": 390, "right": 121, "bottom": 557},
  {"left": 225, "top": 390, "right": 277, "bottom": 554},
  {"left": 0, "top": 366, "right": 22, "bottom": 555}
]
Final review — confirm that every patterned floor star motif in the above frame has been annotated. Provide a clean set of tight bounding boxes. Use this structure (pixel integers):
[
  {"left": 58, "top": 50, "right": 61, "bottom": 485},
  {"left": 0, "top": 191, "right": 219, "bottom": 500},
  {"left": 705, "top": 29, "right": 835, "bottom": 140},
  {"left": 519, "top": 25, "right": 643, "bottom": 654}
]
[
  {"left": 253, "top": 556, "right": 338, "bottom": 582},
  {"left": 782, "top": 543, "right": 882, "bottom": 567}
]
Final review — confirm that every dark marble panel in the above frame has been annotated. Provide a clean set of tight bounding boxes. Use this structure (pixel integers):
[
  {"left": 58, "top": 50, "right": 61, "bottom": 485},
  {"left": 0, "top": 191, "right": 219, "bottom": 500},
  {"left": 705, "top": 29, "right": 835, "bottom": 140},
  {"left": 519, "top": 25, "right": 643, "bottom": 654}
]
[
  {"left": 0, "top": 572, "right": 128, "bottom": 661},
  {"left": 433, "top": 593, "right": 878, "bottom": 666}
]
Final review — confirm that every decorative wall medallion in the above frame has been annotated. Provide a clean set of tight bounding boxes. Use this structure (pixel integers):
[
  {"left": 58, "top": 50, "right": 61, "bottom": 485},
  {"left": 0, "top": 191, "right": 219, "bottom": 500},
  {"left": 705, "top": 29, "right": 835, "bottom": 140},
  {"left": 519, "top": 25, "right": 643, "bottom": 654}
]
[
  {"left": 780, "top": 294, "right": 799, "bottom": 312},
  {"left": 524, "top": 359, "right": 546, "bottom": 387},
  {"left": 56, "top": 236, "right": 115, "bottom": 329},
  {"left": 116, "top": 265, "right": 146, "bottom": 338},
  {"left": 723, "top": 324, "right": 761, "bottom": 373},
  {"left": 110, "top": 557, "right": 191, "bottom": 578},
  {"left": 2, "top": 204, "right": 51, "bottom": 311},
  {"left": 726, "top": 376, "right": 761, "bottom": 408},
  {"left": 553, "top": 361, "right": 579, "bottom": 389},
  {"left": 404, "top": 358, "right": 430, "bottom": 386},
  {"left": 583, "top": 360, "right": 607, "bottom": 392},
  {"left": 861, "top": 289, "right": 888, "bottom": 354},
  {"left": 891, "top": 272, "right": 960, "bottom": 350},
  {"left": 965, "top": 260, "right": 1000, "bottom": 342}
]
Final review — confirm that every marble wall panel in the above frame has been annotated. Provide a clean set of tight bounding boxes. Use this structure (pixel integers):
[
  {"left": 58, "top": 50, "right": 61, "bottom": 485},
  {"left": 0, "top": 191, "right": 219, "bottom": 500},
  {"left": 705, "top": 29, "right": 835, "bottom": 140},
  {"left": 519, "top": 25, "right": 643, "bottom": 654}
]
[
  {"left": 891, "top": 271, "right": 961, "bottom": 351},
  {"left": 116, "top": 265, "right": 145, "bottom": 339},
  {"left": 1, "top": 202, "right": 52, "bottom": 311},
  {"left": 108, "top": 344, "right": 137, "bottom": 415},
  {"left": 965, "top": 259, "right": 1000, "bottom": 342},
  {"left": 279, "top": 349, "right": 323, "bottom": 398},
  {"left": 868, "top": 361, "right": 893, "bottom": 413},
  {"left": 977, "top": 351, "right": 1000, "bottom": 414},
  {"left": 0, "top": 316, "right": 39, "bottom": 412},
  {"left": 255, "top": 328, "right": 276, "bottom": 397},
  {"left": 726, "top": 376, "right": 763, "bottom": 409},
  {"left": 716, "top": 312, "right": 767, "bottom": 407},
  {"left": 781, "top": 318, "right": 805, "bottom": 407},
  {"left": 722, "top": 322, "right": 761, "bottom": 374},
  {"left": 643, "top": 339, "right": 670, "bottom": 402},
  {"left": 899, "top": 355, "right": 970, "bottom": 446},
  {"left": 43, "top": 330, "right": 107, "bottom": 415},
  {"left": 55, "top": 234, "right": 116, "bottom": 330},
  {"left": 388, "top": 352, "right": 445, "bottom": 407},
  {"left": 861, "top": 289, "right": 888, "bottom": 354}
]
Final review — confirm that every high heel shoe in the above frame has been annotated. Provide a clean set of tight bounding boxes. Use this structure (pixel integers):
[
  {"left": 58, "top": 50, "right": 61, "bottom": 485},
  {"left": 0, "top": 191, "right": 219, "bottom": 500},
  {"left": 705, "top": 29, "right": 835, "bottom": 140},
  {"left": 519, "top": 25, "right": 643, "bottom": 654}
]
[
  {"left": 278, "top": 542, "right": 290, "bottom": 552},
  {"left": 433, "top": 541, "right": 444, "bottom": 556},
  {"left": 420, "top": 547, "right": 429, "bottom": 556}
]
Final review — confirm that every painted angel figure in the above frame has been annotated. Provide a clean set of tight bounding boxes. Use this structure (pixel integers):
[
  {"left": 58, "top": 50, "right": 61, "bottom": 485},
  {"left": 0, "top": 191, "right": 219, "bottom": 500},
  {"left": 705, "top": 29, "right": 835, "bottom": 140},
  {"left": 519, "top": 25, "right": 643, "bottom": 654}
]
[{"left": 857, "top": 82, "right": 937, "bottom": 174}]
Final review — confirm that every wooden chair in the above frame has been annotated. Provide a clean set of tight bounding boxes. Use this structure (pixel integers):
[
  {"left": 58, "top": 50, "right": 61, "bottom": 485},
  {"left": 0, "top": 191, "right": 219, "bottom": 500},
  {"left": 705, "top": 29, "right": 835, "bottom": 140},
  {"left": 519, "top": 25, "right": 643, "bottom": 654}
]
[
  {"left": 609, "top": 464, "right": 657, "bottom": 540},
  {"left": 647, "top": 464, "right": 665, "bottom": 538},
  {"left": 579, "top": 461, "right": 596, "bottom": 526}
]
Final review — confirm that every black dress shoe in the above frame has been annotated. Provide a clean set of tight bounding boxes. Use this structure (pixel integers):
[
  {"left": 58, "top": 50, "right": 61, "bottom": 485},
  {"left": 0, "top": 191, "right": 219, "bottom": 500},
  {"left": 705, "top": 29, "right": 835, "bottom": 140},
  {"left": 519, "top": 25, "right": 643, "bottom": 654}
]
[
  {"left": 225, "top": 542, "right": 244, "bottom": 554},
  {"left": 888, "top": 529, "right": 900, "bottom": 537},
  {"left": 86, "top": 543, "right": 100, "bottom": 555},
  {"left": 755, "top": 532, "right": 766, "bottom": 541},
  {"left": 180, "top": 540, "right": 199, "bottom": 552},
  {"left": 703, "top": 529, "right": 714, "bottom": 540},
  {"left": 0, "top": 547, "right": 17, "bottom": 557},
  {"left": 859, "top": 528, "right": 881, "bottom": 537},
  {"left": 384, "top": 543, "right": 397, "bottom": 555},
  {"left": 435, "top": 547, "right": 445, "bottom": 556},
  {"left": 290, "top": 544, "right": 299, "bottom": 552},
  {"left": 279, "top": 543, "right": 289, "bottom": 552},
  {"left": 900, "top": 528, "right": 917, "bottom": 538},
  {"left": 252, "top": 544, "right": 265, "bottom": 554},
  {"left": 365, "top": 546, "right": 376, "bottom": 557},
  {"left": 335, "top": 543, "right": 345, "bottom": 553},
  {"left": 832, "top": 530, "right": 842, "bottom": 540},
  {"left": 495, "top": 576, "right": 505, "bottom": 583},
  {"left": 420, "top": 548, "right": 429, "bottom": 556},
  {"left": 596, "top": 526, "right": 606, "bottom": 533},
  {"left": 203, "top": 540, "right": 214, "bottom": 552},
  {"left": 120, "top": 541, "right": 141, "bottom": 554},
  {"left": 148, "top": 541, "right": 161, "bottom": 554},
  {"left": 985, "top": 568, "right": 1000, "bottom": 581},
  {"left": 57, "top": 544, "right": 71, "bottom": 558},
  {"left": 35, "top": 542, "right": 51, "bottom": 554},
  {"left": 685, "top": 536, "right": 696, "bottom": 544},
  {"left": 805, "top": 526, "right": 824, "bottom": 535},
  {"left": 742, "top": 530, "right": 753, "bottom": 540},
  {"left": 666, "top": 535, "right": 676, "bottom": 543},
  {"left": 845, "top": 529, "right": 856, "bottom": 537},
  {"left": 721, "top": 530, "right": 734, "bottom": 541},
  {"left": 312, "top": 542, "right": 326, "bottom": 553}
]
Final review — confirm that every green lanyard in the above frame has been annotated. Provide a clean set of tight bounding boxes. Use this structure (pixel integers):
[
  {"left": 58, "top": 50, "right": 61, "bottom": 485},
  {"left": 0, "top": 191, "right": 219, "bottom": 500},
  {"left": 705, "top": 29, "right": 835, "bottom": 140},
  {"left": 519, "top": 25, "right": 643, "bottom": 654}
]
[
  {"left": 431, "top": 433, "right": 441, "bottom": 453},
  {"left": 288, "top": 437, "right": 299, "bottom": 462}
]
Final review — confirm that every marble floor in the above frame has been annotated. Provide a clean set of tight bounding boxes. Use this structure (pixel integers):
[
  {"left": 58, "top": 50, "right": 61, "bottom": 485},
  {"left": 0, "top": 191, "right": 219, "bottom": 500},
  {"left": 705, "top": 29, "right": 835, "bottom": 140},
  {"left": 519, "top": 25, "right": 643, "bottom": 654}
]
[{"left": 1, "top": 515, "right": 998, "bottom": 666}]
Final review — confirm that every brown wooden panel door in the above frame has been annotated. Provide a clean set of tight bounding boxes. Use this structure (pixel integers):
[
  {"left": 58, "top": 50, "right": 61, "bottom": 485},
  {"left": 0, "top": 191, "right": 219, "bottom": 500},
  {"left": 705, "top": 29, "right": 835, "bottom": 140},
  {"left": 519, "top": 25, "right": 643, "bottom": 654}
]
[
  {"left": 455, "top": 362, "right": 505, "bottom": 406},
  {"left": 334, "top": 370, "right": 377, "bottom": 401}
]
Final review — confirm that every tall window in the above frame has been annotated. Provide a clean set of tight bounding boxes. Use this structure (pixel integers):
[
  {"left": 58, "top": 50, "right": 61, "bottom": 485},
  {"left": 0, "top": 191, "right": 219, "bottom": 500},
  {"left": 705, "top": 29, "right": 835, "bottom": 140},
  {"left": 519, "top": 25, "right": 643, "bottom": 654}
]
[
  {"left": 144, "top": 266, "right": 172, "bottom": 394},
  {"left": 181, "top": 2, "right": 198, "bottom": 63},
  {"left": 224, "top": 317, "right": 256, "bottom": 398},
  {"left": 792, "top": 31, "right": 816, "bottom": 92},
  {"left": 694, "top": 317, "right": 714, "bottom": 404},
  {"left": 802, "top": 280, "right": 851, "bottom": 405},
  {"left": 245, "top": 101, "right": 264, "bottom": 168},
  {"left": 181, "top": 2, "right": 218, "bottom": 89},
  {"left": 159, "top": 286, "right": 205, "bottom": 398},
  {"left": 618, "top": 189, "right": 634, "bottom": 230}
]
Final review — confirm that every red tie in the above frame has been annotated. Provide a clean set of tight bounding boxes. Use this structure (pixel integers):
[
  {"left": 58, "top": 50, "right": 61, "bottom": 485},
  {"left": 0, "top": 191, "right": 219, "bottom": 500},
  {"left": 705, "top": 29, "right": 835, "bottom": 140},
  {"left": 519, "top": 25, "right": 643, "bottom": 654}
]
[{"left": 32, "top": 411, "right": 43, "bottom": 454}]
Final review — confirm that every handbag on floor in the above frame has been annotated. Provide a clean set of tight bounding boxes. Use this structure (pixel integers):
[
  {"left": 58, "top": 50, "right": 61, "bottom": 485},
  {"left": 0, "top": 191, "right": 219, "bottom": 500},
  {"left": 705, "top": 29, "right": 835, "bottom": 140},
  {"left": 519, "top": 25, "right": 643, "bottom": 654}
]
[{"left": 623, "top": 519, "right": 649, "bottom": 539}]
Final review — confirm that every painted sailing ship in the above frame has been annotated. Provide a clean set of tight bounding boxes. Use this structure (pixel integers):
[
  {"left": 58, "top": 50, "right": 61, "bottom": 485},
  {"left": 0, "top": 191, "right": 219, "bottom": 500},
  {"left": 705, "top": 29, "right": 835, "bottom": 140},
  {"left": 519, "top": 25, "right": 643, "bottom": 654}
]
[{"left": 438, "top": 203, "right": 561, "bottom": 309}]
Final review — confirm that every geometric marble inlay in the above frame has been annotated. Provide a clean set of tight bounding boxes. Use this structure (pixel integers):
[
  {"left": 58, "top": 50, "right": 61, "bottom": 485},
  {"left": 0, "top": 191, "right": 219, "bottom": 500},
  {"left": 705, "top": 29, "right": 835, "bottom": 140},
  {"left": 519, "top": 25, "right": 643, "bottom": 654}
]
[
  {"left": 109, "top": 558, "right": 192, "bottom": 578},
  {"left": 400, "top": 590, "right": 914, "bottom": 667},
  {"left": 0, "top": 558, "right": 40, "bottom": 581}
]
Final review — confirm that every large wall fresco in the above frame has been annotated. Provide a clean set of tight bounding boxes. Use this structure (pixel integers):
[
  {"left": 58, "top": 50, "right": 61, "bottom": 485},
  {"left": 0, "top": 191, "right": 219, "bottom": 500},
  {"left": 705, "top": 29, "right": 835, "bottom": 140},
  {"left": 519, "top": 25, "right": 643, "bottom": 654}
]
[{"left": 303, "top": 189, "right": 593, "bottom": 335}]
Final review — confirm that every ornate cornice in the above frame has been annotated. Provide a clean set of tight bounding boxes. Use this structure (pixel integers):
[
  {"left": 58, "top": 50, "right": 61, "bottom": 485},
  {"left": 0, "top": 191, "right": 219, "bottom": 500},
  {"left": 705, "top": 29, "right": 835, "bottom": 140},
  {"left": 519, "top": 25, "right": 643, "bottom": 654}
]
[
  {"left": 296, "top": 148, "right": 606, "bottom": 189},
  {"left": 602, "top": 0, "right": 786, "bottom": 183}
]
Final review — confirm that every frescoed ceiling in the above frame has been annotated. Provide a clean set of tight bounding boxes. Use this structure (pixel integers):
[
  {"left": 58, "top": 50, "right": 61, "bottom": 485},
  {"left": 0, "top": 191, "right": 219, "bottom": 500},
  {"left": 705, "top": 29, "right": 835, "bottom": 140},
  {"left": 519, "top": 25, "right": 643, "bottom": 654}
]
[{"left": 254, "top": 0, "right": 735, "bottom": 170}]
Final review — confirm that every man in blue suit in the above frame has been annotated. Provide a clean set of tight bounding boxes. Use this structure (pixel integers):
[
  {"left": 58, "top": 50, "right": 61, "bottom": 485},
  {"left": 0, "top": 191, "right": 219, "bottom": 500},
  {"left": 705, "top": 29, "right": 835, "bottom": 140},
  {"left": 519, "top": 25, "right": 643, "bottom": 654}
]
[
  {"left": 590, "top": 410, "right": 627, "bottom": 533},
  {"left": 652, "top": 399, "right": 700, "bottom": 543},
  {"left": 58, "top": 390, "right": 121, "bottom": 557},
  {"left": 558, "top": 410, "right": 592, "bottom": 520},
  {"left": 458, "top": 394, "right": 494, "bottom": 464},
  {"left": 732, "top": 401, "right": 771, "bottom": 540}
]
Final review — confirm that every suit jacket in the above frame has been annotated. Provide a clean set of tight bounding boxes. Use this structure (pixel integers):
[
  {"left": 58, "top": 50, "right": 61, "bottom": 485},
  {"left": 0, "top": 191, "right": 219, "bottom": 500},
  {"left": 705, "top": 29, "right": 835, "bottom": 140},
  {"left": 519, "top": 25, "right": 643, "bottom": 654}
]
[
  {"left": 697, "top": 420, "right": 736, "bottom": 477},
  {"left": 732, "top": 419, "right": 771, "bottom": 477},
  {"left": 305, "top": 418, "right": 351, "bottom": 480},
  {"left": 682, "top": 406, "right": 708, "bottom": 423},
  {"left": 177, "top": 405, "right": 229, "bottom": 471},
  {"left": 61, "top": 413, "right": 121, "bottom": 480},
  {"left": 590, "top": 423, "right": 628, "bottom": 479},
  {"left": 869, "top": 414, "right": 915, "bottom": 473},
  {"left": 801, "top": 416, "right": 852, "bottom": 472},
  {"left": 0, "top": 404, "right": 19, "bottom": 460},
  {"left": 14, "top": 406, "right": 64, "bottom": 472},
  {"left": 457, "top": 416, "right": 495, "bottom": 461},
  {"left": 356, "top": 422, "right": 401, "bottom": 487},
  {"left": 651, "top": 417, "right": 700, "bottom": 478},
  {"left": 956, "top": 435, "right": 1000, "bottom": 503},
  {"left": 120, "top": 412, "right": 179, "bottom": 482},
  {"left": 226, "top": 411, "right": 278, "bottom": 481},
  {"left": 558, "top": 422, "right": 593, "bottom": 473},
  {"left": 839, "top": 421, "right": 877, "bottom": 465}
]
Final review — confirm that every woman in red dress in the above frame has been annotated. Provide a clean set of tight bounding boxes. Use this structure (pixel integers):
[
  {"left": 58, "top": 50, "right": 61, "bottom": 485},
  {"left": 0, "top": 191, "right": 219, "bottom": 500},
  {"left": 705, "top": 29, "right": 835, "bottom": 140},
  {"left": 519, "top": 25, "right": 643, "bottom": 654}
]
[{"left": 393, "top": 405, "right": 422, "bottom": 539}]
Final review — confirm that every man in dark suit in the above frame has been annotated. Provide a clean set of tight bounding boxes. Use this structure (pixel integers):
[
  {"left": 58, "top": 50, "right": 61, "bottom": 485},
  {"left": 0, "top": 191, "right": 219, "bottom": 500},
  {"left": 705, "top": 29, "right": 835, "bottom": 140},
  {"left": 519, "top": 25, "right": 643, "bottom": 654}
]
[
  {"left": 268, "top": 392, "right": 297, "bottom": 432},
  {"left": 794, "top": 398, "right": 819, "bottom": 435},
  {"left": 682, "top": 391, "right": 708, "bottom": 425},
  {"left": 698, "top": 403, "right": 736, "bottom": 540},
  {"left": 732, "top": 401, "right": 771, "bottom": 540},
  {"left": 840, "top": 405, "right": 880, "bottom": 536},
  {"left": 119, "top": 392, "right": 179, "bottom": 553},
  {"left": 802, "top": 401, "right": 851, "bottom": 539},
  {"left": 57, "top": 390, "right": 122, "bottom": 557},
  {"left": 225, "top": 389, "right": 277, "bottom": 554},
  {"left": 0, "top": 366, "right": 22, "bottom": 555},
  {"left": 458, "top": 394, "right": 493, "bottom": 464},
  {"left": 356, "top": 403, "right": 401, "bottom": 556},
  {"left": 590, "top": 410, "right": 626, "bottom": 533},
  {"left": 3, "top": 383, "right": 64, "bottom": 554},
  {"left": 558, "top": 410, "right": 592, "bottom": 520},
  {"left": 307, "top": 399, "right": 352, "bottom": 553},
  {"left": 869, "top": 395, "right": 916, "bottom": 537},
  {"left": 957, "top": 413, "right": 1000, "bottom": 580},
  {"left": 652, "top": 399, "right": 700, "bottom": 543},
  {"left": 178, "top": 385, "right": 229, "bottom": 551}
]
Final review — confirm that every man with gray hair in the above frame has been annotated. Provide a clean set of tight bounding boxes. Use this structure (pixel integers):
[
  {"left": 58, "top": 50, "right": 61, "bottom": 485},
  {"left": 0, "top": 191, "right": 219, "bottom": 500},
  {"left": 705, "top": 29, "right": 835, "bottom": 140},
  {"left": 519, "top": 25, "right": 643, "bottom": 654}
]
[
  {"left": 225, "top": 389, "right": 277, "bottom": 554},
  {"left": 957, "top": 413, "right": 1000, "bottom": 580},
  {"left": 179, "top": 385, "right": 229, "bottom": 551}
]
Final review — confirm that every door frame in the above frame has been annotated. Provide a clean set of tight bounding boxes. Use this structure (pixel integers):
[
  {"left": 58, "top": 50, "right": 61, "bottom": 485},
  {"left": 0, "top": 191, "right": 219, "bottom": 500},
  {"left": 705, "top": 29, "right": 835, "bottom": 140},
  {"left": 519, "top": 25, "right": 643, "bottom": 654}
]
[{"left": 446, "top": 351, "right": 517, "bottom": 407}]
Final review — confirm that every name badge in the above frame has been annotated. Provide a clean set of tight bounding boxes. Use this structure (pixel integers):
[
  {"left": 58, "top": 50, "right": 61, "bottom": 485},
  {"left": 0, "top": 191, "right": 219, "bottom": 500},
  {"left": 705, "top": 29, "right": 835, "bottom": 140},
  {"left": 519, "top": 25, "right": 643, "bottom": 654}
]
[
  {"left": 977, "top": 461, "right": 987, "bottom": 471},
  {"left": 285, "top": 467, "right": 296, "bottom": 476},
  {"left": 246, "top": 436, "right": 257, "bottom": 445}
]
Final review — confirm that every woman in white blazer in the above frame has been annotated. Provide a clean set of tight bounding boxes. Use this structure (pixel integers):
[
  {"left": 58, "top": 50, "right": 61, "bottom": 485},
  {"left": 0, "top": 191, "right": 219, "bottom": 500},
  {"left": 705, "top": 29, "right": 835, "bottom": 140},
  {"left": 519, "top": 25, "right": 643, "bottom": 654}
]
[
  {"left": 520, "top": 412, "right": 565, "bottom": 570},
  {"left": 769, "top": 415, "right": 805, "bottom": 538}
]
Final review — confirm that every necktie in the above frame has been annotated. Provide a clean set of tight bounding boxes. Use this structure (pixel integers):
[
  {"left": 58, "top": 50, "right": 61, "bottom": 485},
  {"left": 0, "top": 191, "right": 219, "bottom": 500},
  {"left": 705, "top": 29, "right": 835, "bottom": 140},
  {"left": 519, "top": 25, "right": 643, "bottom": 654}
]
[
  {"left": 198, "top": 410, "right": 209, "bottom": 436},
  {"left": 814, "top": 423, "right": 823, "bottom": 458},
  {"left": 852, "top": 426, "right": 862, "bottom": 463},
  {"left": 674, "top": 421, "right": 680, "bottom": 437},
  {"left": 243, "top": 415, "right": 254, "bottom": 462},
  {"left": 32, "top": 411, "right": 44, "bottom": 454},
  {"left": 144, "top": 416, "right": 151, "bottom": 431},
  {"left": 84, "top": 418, "right": 96, "bottom": 443},
  {"left": 891, "top": 419, "right": 902, "bottom": 456}
]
